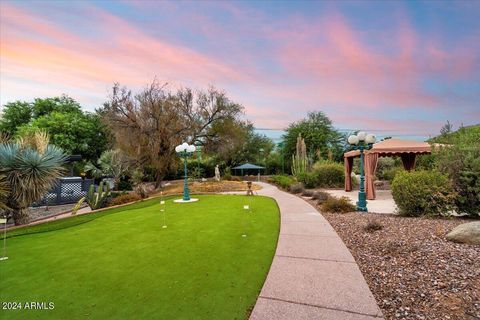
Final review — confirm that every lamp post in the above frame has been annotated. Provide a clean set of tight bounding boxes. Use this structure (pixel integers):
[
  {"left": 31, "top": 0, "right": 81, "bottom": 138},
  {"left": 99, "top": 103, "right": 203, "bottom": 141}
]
[
  {"left": 175, "top": 142, "right": 196, "bottom": 201},
  {"left": 347, "top": 132, "right": 376, "bottom": 212}
]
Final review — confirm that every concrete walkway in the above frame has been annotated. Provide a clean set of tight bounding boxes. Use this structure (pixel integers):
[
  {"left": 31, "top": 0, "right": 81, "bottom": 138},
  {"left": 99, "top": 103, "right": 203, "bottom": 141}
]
[
  {"left": 250, "top": 182, "right": 383, "bottom": 320},
  {"left": 321, "top": 189, "right": 397, "bottom": 214}
]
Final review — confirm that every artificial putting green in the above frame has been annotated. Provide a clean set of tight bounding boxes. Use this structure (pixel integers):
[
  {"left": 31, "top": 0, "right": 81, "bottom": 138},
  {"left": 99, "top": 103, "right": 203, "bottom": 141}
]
[{"left": 0, "top": 195, "right": 280, "bottom": 320}]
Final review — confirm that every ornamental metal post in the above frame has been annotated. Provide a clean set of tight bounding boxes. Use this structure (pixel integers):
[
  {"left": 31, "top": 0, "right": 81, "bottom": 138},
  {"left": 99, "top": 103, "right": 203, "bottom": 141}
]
[
  {"left": 175, "top": 142, "right": 196, "bottom": 202},
  {"left": 182, "top": 152, "right": 190, "bottom": 201},
  {"left": 347, "top": 132, "right": 376, "bottom": 212}
]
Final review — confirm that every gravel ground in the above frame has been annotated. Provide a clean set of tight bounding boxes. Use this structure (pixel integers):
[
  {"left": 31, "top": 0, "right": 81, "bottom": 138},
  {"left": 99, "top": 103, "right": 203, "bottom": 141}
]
[
  {"left": 306, "top": 198, "right": 480, "bottom": 320},
  {"left": 27, "top": 203, "right": 87, "bottom": 221}
]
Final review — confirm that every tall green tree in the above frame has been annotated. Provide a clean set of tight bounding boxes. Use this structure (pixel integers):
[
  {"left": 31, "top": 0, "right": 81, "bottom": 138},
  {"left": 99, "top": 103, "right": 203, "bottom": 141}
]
[
  {"left": 282, "top": 111, "right": 344, "bottom": 164},
  {"left": 0, "top": 101, "right": 32, "bottom": 136},
  {"left": 1, "top": 95, "right": 110, "bottom": 161},
  {"left": 0, "top": 96, "right": 83, "bottom": 136},
  {"left": 16, "top": 112, "right": 110, "bottom": 162}
]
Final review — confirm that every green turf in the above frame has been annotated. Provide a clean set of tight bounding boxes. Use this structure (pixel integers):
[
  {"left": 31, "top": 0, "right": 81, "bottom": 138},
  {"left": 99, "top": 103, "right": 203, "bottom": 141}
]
[{"left": 0, "top": 195, "right": 280, "bottom": 320}]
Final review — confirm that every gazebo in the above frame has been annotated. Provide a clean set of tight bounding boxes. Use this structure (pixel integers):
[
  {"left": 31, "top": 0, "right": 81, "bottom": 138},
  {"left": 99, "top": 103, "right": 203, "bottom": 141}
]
[
  {"left": 344, "top": 139, "right": 433, "bottom": 200},
  {"left": 232, "top": 163, "right": 265, "bottom": 176}
]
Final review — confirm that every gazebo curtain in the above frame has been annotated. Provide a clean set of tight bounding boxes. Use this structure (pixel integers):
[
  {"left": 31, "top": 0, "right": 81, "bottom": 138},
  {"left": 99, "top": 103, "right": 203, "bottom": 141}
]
[
  {"left": 364, "top": 153, "right": 379, "bottom": 200},
  {"left": 401, "top": 153, "right": 417, "bottom": 171},
  {"left": 344, "top": 157, "right": 353, "bottom": 191}
]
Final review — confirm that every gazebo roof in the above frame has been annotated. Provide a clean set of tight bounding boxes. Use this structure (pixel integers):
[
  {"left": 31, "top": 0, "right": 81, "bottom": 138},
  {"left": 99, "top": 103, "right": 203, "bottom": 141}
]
[
  {"left": 344, "top": 139, "right": 433, "bottom": 158},
  {"left": 232, "top": 163, "right": 265, "bottom": 170}
]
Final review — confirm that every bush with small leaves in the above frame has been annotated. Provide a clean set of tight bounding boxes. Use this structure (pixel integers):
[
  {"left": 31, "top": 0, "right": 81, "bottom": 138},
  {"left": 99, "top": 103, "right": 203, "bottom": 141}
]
[
  {"left": 312, "top": 191, "right": 331, "bottom": 203},
  {"left": 313, "top": 162, "right": 345, "bottom": 188},
  {"left": 297, "top": 172, "right": 319, "bottom": 188},
  {"left": 301, "top": 189, "right": 315, "bottom": 197},
  {"left": 363, "top": 219, "right": 383, "bottom": 233},
  {"left": 107, "top": 193, "right": 142, "bottom": 207},
  {"left": 320, "top": 196, "right": 355, "bottom": 213},
  {"left": 391, "top": 170, "right": 456, "bottom": 217},
  {"left": 268, "top": 175, "right": 296, "bottom": 190},
  {"left": 289, "top": 183, "right": 304, "bottom": 194}
]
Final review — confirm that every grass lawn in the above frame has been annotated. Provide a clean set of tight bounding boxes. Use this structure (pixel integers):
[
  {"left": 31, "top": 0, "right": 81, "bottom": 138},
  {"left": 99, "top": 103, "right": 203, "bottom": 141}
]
[{"left": 0, "top": 195, "right": 279, "bottom": 320}]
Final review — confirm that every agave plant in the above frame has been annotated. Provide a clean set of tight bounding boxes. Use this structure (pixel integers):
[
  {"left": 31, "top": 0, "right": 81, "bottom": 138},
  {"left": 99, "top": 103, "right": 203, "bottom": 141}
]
[{"left": 0, "top": 132, "right": 67, "bottom": 225}]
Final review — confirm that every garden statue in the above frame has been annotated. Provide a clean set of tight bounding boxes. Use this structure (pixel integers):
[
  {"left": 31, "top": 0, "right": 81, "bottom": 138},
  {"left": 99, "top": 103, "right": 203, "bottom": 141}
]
[
  {"left": 215, "top": 165, "right": 221, "bottom": 182},
  {"left": 246, "top": 181, "right": 254, "bottom": 196}
]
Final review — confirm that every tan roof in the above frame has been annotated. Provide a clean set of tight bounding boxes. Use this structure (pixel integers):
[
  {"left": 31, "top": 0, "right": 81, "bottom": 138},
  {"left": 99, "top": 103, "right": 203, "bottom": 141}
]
[{"left": 344, "top": 138, "right": 433, "bottom": 157}]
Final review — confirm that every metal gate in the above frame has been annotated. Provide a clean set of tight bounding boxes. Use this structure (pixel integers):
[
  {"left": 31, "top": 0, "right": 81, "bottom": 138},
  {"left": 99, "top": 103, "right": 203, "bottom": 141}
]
[{"left": 34, "top": 177, "right": 94, "bottom": 206}]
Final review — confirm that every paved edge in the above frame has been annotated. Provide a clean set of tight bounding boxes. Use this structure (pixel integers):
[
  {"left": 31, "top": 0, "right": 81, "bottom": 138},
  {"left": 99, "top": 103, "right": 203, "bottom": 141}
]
[{"left": 250, "top": 182, "right": 384, "bottom": 320}]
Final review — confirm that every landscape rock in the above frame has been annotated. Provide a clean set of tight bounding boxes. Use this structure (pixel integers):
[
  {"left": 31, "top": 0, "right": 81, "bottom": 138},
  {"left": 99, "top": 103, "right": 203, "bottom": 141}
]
[{"left": 446, "top": 222, "right": 480, "bottom": 245}]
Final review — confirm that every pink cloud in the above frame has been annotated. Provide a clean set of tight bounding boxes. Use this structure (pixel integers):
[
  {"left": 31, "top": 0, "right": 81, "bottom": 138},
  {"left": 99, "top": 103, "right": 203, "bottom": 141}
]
[{"left": 0, "top": 1, "right": 478, "bottom": 134}]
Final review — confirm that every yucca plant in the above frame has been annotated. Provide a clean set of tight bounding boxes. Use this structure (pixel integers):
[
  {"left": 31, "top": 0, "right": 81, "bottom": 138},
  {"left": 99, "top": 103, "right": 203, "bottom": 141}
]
[
  {"left": 0, "top": 174, "right": 9, "bottom": 211},
  {"left": 0, "top": 132, "right": 67, "bottom": 225}
]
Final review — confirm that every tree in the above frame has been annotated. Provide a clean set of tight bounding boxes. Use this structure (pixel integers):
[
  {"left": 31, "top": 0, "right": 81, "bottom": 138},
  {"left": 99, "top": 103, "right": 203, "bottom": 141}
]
[
  {"left": 16, "top": 111, "right": 110, "bottom": 162},
  {"left": 102, "top": 81, "right": 244, "bottom": 187},
  {"left": 0, "top": 101, "right": 32, "bottom": 136},
  {"left": 0, "top": 96, "right": 83, "bottom": 136},
  {"left": 282, "top": 112, "right": 344, "bottom": 165},
  {"left": 223, "top": 123, "right": 275, "bottom": 166},
  {"left": 1, "top": 95, "right": 110, "bottom": 162},
  {"left": 440, "top": 120, "right": 453, "bottom": 136},
  {"left": 0, "top": 132, "right": 67, "bottom": 225}
]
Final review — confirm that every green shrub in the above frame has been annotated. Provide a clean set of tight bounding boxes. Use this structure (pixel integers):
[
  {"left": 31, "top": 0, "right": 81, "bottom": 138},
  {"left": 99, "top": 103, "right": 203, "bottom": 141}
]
[
  {"left": 117, "top": 180, "right": 133, "bottom": 191},
  {"left": 313, "top": 162, "right": 344, "bottom": 188},
  {"left": 320, "top": 196, "right": 355, "bottom": 213},
  {"left": 363, "top": 219, "right": 383, "bottom": 232},
  {"left": 391, "top": 170, "right": 456, "bottom": 217},
  {"left": 312, "top": 191, "right": 331, "bottom": 203},
  {"left": 108, "top": 193, "right": 142, "bottom": 207},
  {"left": 289, "top": 183, "right": 304, "bottom": 194},
  {"left": 297, "top": 172, "right": 319, "bottom": 188},
  {"left": 378, "top": 166, "right": 402, "bottom": 182},
  {"left": 268, "top": 175, "right": 296, "bottom": 190},
  {"left": 435, "top": 126, "right": 480, "bottom": 217}
]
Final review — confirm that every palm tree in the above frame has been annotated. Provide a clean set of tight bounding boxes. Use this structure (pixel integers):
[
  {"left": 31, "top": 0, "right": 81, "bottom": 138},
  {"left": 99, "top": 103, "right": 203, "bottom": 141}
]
[
  {"left": 0, "top": 131, "right": 67, "bottom": 225},
  {"left": 85, "top": 149, "right": 132, "bottom": 189}
]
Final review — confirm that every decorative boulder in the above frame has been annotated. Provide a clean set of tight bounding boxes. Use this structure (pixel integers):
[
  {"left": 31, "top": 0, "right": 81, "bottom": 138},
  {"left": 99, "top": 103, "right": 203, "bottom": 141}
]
[{"left": 446, "top": 222, "right": 480, "bottom": 245}]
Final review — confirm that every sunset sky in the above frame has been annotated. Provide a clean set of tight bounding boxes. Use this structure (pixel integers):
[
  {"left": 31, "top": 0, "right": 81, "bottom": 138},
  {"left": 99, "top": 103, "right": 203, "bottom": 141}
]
[{"left": 1, "top": 0, "right": 479, "bottom": 139}]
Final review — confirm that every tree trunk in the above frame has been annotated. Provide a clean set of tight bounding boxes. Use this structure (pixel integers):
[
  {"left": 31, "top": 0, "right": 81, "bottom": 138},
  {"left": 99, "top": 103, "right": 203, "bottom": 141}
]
[
  {"left": 155, "top": 171, "right": 163, "bottom": 189},
  {"left": 12, "top": 208, "right": 30, "bottom": 225}
]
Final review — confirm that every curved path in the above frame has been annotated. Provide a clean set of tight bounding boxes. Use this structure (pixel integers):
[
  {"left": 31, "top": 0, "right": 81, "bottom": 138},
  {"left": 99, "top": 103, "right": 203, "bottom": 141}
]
[{"left": 250, "top": 182, "right": 383, "bottom": 320}]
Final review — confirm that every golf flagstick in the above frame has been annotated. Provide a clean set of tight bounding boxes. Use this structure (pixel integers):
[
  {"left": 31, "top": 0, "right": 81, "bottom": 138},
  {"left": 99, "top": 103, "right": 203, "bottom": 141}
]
[
  {"left": 242, "top": 202, "right": 250, "bottom": 237},
  {"left": 160, "top": 192, "right": 167, "bottom": 229},
  {"left": 0, "top": 217, "right": 7, "bottom": 261}
]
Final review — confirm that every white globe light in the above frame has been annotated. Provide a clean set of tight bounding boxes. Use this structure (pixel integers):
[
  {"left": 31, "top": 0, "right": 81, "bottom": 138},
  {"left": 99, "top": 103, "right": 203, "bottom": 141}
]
[
  {"left": 175, "top": 145, "right": 182, "bottom": 153},
  {"left": 348, "top": 135, "right": 359, "bottom": 145},
  {"left": 182, "top": 142, "right": 188, "bottom": 148},
  {"left": 365, "top": 134, "right": 376, "bottom": 144},
  {"left": 357, "top": 131, "right": 366, "bottom": 141},
  {"left": 187, "top": 145, "right": 196, "bottom": 153}
]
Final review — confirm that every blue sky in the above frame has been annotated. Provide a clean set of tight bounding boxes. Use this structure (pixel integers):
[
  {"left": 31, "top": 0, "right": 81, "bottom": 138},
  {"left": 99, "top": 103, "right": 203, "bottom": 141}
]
[{"left": 1, "top": 0, "right": 479, "bottom": 140}]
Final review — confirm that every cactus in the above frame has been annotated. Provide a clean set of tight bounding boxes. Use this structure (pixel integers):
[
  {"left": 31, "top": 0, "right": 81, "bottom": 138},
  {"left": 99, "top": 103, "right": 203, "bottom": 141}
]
[
  {"left": 77, "top": 181, "right": 111, "bottom": 210},
  {"left": 292, "top": 133, "right": 308, "bottom": 177}
]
